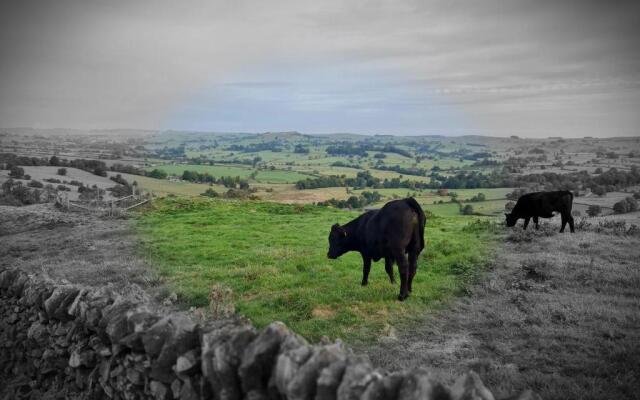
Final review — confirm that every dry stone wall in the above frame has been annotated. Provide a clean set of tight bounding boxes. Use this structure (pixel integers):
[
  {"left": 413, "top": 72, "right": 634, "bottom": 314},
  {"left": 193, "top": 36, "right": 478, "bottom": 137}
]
[{"left": 0, "top": 267, "right": 540, "bottom": 400}]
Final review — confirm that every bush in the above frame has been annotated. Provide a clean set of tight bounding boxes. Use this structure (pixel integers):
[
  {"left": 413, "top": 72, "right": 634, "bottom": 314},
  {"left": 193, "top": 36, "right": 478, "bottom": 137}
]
[
  {"left": 586, "top": 205, "right": 601, "bottom": 217},
  {"left": 57, "top": 185, "right": 71, "bottom": 192},
  {"left": 93, "top": 167, "right": 108, "bottom": 177},
  {"left": 9, "top": 166, "right": 24, "bottom": 178},
  {"left": 460, "top": 204, "right": 474, "bottom": 215},
  {"left": 110, "top": 174, "right": 129, "bottom": 186},
  {"left": 57, "top": 168, "right": 67, "bottom": 176},
  {"left": 201, "top": 188, "right": 219, "bottom": 198},
  {"left": 148, "top": 169, "right": 168, "bottom": 179},
  {"left": 469, "top": 193, "right": 486, "bottom": 202},
  {"left": 613, "top": 197, "right": 639, "bottom": 214},
  {"left": 28, "top": 180, "right": 43, "bottom": 188},
  {"left": 44, "top": 178, "right": 61, "bottom": 184}
]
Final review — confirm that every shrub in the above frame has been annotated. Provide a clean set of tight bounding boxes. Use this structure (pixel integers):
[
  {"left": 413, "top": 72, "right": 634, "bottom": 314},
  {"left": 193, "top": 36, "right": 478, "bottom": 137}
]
[
  {"left": 57, "top": 185, "right": 71, "bottom": 192},
  {"left": 110, "top": 174, "right": 129, "bottom": 186},
  {"left": 108, "top": 184, "right": 133, "bottom": 197},
  {"left": 148, "top": 169, "right": 168, "bottom": 179},
  {"left": 201, "top": 188, "right": 219, "bottom": 198},
  {"left": 469, "top": 193, "right": 486, "bottom": 202},
  {"left": 93, "top": 167, "right": 108, "bottom": 177},
  {"left": 460, "top": 204, "right": 474, "bottom": 215},
  {"left": 28, "top": 180, "right": 43, "bottom": 188},
  {"left": 9, "top": 166, "right": 24, "bottom": 178},
  {"left": 587, "top": 205, "right": 601, "bottom": 217},
  {"left": 57, "top": 168, "right": 67, "bottom": 176},
  {"left": 44, "top": 178, "right": 61, "bottom": 184}
]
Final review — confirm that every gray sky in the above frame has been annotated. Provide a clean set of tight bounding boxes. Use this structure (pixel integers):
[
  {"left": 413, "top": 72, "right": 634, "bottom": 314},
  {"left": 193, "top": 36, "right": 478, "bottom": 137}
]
[{"left": 1, "top": 0, "right": 639, "bottom": 137}]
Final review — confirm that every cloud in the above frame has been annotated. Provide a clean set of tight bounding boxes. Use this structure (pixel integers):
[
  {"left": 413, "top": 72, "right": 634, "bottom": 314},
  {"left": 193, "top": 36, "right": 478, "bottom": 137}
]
[{"left": 0, "top": 0, "right": 639, "bottom": 137}]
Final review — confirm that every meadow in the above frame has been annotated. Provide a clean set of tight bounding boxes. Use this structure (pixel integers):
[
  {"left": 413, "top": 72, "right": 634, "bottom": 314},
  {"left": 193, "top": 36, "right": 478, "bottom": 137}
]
[
  {"left": 137, "top": 197, "right": 498, "bottom": 342},
  {"left": 147, "top": 163, "right": 312, "bottom": 183}
]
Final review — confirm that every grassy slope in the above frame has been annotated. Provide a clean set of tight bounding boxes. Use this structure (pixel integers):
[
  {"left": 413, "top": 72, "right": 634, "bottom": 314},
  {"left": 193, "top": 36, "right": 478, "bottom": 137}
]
[
  {"left": 137, "top": 198, "right": 498, "bottom": 342},
  {"left": 363, "top": 221, "right": 640, "bottom": 400}
]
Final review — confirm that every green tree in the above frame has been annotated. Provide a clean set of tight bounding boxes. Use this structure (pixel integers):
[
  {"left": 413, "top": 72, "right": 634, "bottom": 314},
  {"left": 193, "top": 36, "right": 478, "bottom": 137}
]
[{"left": 586, "top": 205, "right": 601, "bottom": 217}]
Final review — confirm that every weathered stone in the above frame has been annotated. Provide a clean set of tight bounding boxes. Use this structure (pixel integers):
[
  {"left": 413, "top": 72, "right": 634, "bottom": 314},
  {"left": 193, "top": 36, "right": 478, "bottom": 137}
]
[
  {"left": 43, "top": 286, "right": 80, "bottom": 320},
  {"left": 8, "top": 272, "right": 28, "bottom": 297},
  {"left": 287, "top": 342, "right": 347, "bottom": 400},
  {"left": 176, "top": 349, "right": 200, "bottom": 375},
  {"left": 150, "top": 380, "right": 170, "bottom": 400},
  {"left": 315, "top": 359, "right": 348, "bottom": 400},
  {"left": 360, "top": 371, "right": 406, "bottom": 400},
  {"left": 397, "top": 370, "right": 450, "bottom": 400},
  {"left": 69, "top": 349, "right": 96, "bottom": 368},
  {"left": 450, "top": 371, "right": 494, "bottom": 400},
  {"left": 180, "top": 377, "right": 200, "bottom": 400},
  {"left": 101, "top": 300, "right": 136, "bottom": 343},
  {"left": 151, "top": 314, "right": 200, "bottom": 383},
  {"left": 202, "top": 324, "right": 256, "bottom": 400},
  {"left": 271, "top": 333, "right": 312, "bottom": 396},
  {"left": 126, "top": 368, "right": 145, "bottom": 386},
  {"left": 143, "top": 317, "right": 173, "bottom": 358},
  {"left": 336, "top": 359, "right": 377, "bottom": 400},
  {"left": 0, "top": 269, "right": 19, "bottom": 290},
  {"left": 119, "top": 331, "right": 145, "bottom": 351},
  {"left": 239, "top": 321, "right": 292, "bottom": 399},
  {"left": 66, "top": 288, "right": 88, "bottom": 317},
  {"left": 171, "top": 379, "right": 182, "bottom": 399}
]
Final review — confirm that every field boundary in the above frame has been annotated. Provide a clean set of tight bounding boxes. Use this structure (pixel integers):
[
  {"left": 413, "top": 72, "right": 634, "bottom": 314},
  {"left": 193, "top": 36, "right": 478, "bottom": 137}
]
[{"left": 0, "top": 267, "right": 539, "bottom": 400}]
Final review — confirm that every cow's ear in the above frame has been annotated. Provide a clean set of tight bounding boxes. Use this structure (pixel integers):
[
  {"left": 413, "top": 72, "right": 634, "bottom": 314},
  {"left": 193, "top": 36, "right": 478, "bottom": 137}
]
[
  {"left": 331, "top": 223, "right": 340, "bottom": 231},
  {"left": 341, "top": 229, "right": 347, "bottom": 237}
]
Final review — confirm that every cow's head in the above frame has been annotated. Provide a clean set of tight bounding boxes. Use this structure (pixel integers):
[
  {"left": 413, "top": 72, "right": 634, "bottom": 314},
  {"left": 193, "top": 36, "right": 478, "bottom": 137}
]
[
  {"left": 327, "top": 223, "right": 349, "bottom": 259},
  {"left": 505, "top": 213, "right": 518, "bottom": 227}
]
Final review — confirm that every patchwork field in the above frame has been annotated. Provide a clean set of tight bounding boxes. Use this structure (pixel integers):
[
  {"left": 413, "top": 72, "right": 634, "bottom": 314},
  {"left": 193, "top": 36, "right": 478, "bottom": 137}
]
[
  {"left": 147, "top": 164, "right": 313, "bottom": 183},
  {"left": 137, "top": 198, "right": 498, "bottom": 342}
]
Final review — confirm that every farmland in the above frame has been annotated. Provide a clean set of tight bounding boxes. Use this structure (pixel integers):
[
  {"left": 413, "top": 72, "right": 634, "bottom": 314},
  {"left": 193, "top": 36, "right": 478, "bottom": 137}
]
[
  {"left": 2, "top": 129, "right": 640, "bottom": 398},
  {"left": 137, "top": 197, "right": 498, "bottom": 342}
]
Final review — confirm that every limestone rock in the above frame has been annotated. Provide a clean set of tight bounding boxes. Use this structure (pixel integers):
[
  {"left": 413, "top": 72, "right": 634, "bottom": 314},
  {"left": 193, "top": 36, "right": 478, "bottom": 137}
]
[{"left": 450, "top": 371, "right": 494, "bottom": 400}]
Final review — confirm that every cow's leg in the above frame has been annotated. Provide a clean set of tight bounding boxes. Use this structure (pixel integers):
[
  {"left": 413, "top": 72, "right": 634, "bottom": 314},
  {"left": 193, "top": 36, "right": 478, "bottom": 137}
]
[
  {"left": 393, "top": 249, "right": 410, "bottom": 301},
  {"left": 407, "top": 251, "right": 418, "bottom": 293},
  {"left": 568, "top": 215, "right": 575, "bottom": 233},
  {"left": 533, "top": 216, "right": 539, "bottom": 230},
  {"left": 361, "top": 255, "right": 372, "bottom": 286},
  {"left": 560, "top": 214, "right": 567, "bottom": 233},
  {"left": 523, "top": 217, "right": 531, "bottom": 230},
  {"left": 384, "top": 257, "right": 395, "bottom": 284}
]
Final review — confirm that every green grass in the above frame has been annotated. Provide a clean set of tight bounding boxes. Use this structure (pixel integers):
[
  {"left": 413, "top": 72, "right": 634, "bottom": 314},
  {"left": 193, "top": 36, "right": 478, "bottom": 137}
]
[
  {"left": 147, "top": 164, "right": 312, "bottom": 183},
  {"left": 137, "top": 198, "right": 498, "bottom": 342}
]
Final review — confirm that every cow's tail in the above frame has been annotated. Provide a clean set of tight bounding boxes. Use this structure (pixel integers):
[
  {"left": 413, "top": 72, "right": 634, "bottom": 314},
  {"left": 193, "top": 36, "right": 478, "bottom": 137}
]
[{"left": 406, "top": 197, "right": 426, "bottom": 251}]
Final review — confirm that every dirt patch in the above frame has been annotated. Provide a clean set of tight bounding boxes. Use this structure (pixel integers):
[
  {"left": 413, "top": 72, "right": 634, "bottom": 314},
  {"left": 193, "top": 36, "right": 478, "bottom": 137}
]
[
  {"left": 0, "top": 203, "right": 168, "bottom": 303},
  {"left": 311, "top": 306, "right": 336, "bottom": 319},
  {"left": 358, "top": 224, "right": 640, "bottom": 400}
]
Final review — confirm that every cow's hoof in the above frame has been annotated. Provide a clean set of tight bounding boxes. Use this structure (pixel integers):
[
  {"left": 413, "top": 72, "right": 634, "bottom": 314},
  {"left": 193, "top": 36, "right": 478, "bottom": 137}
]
[
  {"left": 397, "top": 293, "right": 408, "bottom": 301},
  {"left": 361, "top": 281, "right": 368, "bottom": 286}
]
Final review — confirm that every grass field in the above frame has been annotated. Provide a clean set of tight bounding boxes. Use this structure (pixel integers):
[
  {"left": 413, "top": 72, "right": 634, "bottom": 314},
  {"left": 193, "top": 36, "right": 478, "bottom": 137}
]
[
  {"left": 114, "top": 173, "right": 225, "bottom": 197},
  {"left": 147, "top": 164, "right": 312, "bottom": 183},
  {"left": 137, "top": 198, "right": 499, "bottom": 342}
]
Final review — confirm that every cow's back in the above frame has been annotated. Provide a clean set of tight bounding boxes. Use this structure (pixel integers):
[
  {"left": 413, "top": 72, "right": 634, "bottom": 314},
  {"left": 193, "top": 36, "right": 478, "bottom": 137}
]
[{"left": 513, "top": 191, "right": 573, "bottom": 217}]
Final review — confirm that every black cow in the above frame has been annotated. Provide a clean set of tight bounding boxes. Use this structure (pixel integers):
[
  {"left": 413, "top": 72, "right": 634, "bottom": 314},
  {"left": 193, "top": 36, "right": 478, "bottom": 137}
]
[
  {"left": 327, "top": 198, "right": 426, "bottom": 301},
  {"left": 505, "top": 190, "right": 575, "bottom": 233}
]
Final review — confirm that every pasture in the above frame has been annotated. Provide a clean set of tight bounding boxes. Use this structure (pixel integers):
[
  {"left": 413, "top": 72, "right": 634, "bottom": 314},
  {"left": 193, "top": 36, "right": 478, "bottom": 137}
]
[
  {"left": 147, "top": 163, "right": 312, "bottom": 183},
  {"left": 137, "top": 198, "right": 498, "bottom": 342}
]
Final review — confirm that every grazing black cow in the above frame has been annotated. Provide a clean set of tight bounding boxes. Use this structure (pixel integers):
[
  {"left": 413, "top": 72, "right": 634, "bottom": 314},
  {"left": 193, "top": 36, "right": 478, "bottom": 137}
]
[
  {"left": 327, "top": 197, "right": 426, "bottom": 301},
  {"left": 505, "top": 190, "right": 575, "bottom": 233}
]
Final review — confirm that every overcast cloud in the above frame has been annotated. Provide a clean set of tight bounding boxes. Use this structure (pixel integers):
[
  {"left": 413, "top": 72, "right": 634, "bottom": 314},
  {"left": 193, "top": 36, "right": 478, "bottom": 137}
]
[{"left": 1, "top": 0, "right": 639, "bottom": 137}]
